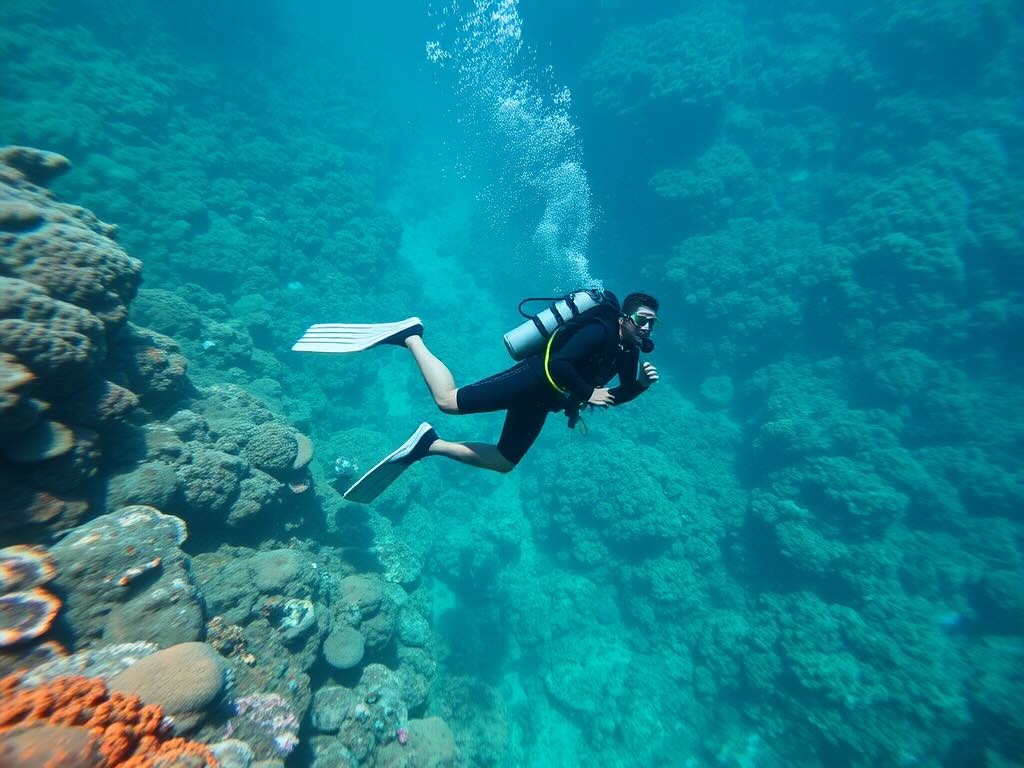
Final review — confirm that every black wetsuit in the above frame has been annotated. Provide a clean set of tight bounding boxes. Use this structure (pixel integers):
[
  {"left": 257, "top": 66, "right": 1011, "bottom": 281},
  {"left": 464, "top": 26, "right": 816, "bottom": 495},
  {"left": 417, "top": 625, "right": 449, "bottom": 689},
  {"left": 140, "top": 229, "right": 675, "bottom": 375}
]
[{"left": 456, "top": 318, "right": 648, "bottom": 464}]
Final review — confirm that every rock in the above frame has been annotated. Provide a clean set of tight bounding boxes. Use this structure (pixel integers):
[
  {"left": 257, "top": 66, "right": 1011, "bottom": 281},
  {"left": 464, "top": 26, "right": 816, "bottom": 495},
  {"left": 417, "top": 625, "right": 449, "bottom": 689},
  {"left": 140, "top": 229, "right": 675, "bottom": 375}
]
[
  {"left": 209, "top": 739, "right": 255, "bottom": 768},
  {"left": 105, "top": 462, "right": 180, "bottom": 512},
  {"left": 397, "top": 607, "right": 431, "bottom": 648},
  {"left": 310, "top": 685, "right": 360, "bottom": 733},
  {"left": 50, "top": 506, "right": 203, "bottom": 648}
]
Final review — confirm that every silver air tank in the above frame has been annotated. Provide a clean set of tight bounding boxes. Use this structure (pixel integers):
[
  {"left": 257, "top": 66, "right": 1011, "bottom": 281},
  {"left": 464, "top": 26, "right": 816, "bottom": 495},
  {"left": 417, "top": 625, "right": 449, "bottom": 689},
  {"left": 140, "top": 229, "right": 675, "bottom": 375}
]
[{"left": 503, "top": 290, "right": 603, "bottom": 361}]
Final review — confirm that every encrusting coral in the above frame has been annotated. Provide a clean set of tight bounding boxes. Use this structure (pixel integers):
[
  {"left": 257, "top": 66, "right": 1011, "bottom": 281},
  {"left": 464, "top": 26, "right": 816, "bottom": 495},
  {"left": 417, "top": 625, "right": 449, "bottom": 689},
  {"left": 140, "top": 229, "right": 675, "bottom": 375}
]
[{"left": 0, "top": 672, "right": 217, "bottom": 767}]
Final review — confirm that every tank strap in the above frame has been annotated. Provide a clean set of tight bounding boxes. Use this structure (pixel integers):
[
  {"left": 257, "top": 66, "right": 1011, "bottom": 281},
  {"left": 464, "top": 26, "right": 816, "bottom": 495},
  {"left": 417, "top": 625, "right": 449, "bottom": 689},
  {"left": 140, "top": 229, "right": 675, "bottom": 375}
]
[{"left": 564, "top": 293, "right": 582, "bottom": 317}]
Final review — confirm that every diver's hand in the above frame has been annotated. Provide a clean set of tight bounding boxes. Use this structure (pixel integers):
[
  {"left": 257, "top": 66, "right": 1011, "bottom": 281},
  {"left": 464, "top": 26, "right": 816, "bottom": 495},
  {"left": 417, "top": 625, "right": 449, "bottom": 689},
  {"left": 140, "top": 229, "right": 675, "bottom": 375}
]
[
  {"left": 640, "top": 362, "right": 659, "bottom": 387},
  {"left": 588, "top": 388, "right": 615, "bottom": 408}
]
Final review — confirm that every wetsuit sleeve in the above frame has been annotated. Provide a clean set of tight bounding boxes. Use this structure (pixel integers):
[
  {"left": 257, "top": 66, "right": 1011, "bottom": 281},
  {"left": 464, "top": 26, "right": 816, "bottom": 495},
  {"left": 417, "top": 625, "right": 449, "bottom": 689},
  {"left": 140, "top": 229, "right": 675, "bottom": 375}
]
[
  {"left": 547, "top": 323, "right": 608, "bottom": 401},
  {"left": 609, "top": 347, "right": 646, "bottom": 406}
]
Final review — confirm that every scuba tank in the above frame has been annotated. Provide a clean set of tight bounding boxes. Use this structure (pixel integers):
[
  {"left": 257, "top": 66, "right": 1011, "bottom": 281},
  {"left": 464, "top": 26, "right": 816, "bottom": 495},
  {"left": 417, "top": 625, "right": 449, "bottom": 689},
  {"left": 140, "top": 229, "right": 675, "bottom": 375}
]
[{"left": 503, "top": 289, "right": 610, "bottom": 361}]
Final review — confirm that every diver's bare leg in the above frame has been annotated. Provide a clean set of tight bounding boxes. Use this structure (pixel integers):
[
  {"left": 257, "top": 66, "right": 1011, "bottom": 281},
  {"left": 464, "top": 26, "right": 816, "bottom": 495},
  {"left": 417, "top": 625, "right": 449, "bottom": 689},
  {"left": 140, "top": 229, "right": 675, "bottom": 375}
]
[
  {"left": 404, "top": 337, "right": 514, "bottom": 472},
  {"left": 427, "top": 439, "right": 515, "bottom": 473},
  {"left": 405, "top": 336, "right": 459, "bottom": 413}
]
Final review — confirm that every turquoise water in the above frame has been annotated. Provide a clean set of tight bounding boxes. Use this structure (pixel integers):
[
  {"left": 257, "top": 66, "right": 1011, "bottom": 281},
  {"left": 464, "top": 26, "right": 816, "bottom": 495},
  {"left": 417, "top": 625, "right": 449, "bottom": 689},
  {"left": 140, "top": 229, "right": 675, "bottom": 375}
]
[{"left": 2, "top": 0, "right": 1022, "bottom": 765}]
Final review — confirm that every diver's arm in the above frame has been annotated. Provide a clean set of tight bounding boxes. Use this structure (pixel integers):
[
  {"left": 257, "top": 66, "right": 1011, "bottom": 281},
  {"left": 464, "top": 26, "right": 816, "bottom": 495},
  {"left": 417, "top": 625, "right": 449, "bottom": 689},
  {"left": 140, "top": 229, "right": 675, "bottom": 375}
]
[
  {"left": 547, "top": 323, "right": 607, "bottom": 401},
  {"left": 608, "top": 348, "right": 646, "bottom": 406}
]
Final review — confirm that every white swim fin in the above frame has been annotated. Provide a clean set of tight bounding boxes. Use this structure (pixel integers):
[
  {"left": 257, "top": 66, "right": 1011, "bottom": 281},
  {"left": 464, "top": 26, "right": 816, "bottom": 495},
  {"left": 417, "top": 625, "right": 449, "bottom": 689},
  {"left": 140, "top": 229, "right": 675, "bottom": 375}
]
[
  {"left": 292, "top": 317, "right": 423, "bottom": 354},
  {"left": 343, "top": 422, "right": 437, "bottom": 504}
]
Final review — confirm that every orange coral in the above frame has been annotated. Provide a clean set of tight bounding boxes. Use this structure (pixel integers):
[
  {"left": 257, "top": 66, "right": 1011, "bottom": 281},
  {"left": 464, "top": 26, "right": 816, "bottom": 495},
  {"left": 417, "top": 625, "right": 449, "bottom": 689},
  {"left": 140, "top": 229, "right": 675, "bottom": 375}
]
[{"left": 0, "top": 673, "right": 218, "bottom": 767}]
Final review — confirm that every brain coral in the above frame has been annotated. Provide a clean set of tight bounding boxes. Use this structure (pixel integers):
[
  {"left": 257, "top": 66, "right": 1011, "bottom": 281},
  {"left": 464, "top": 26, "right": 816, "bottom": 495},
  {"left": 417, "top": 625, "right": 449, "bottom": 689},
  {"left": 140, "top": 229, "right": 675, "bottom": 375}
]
[
  {"left": 249, "top": 549, "right": 304, "bottom": 593},
  {"left": 322, "top": 625, "right": 365, "bottom": 671},
  {"left": 339, "top": 574, "right": 383, "bottom": 614},
  {"left": 240, "top": 425, "right": 299, "bottom": 475},
  {"left": 108, "top": 642, "right": 229, "bottom": 733}
]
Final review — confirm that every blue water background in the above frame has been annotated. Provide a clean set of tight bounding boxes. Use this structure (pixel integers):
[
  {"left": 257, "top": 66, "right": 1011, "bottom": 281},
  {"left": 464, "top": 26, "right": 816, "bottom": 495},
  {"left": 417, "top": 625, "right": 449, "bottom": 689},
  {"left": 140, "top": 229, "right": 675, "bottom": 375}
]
[{"left": 2, "top": 0, "right": 1022, "bottom": 765}]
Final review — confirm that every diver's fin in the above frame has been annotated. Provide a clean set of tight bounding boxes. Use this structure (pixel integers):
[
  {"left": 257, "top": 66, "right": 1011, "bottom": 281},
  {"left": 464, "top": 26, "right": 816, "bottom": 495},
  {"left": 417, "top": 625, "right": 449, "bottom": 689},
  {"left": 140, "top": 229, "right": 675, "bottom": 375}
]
[
  {"left": 343, "top": 422, "right": 437, "bottom": 504},
  {"left": 292, "top": 317, "right": 423, "bottom": 354}
]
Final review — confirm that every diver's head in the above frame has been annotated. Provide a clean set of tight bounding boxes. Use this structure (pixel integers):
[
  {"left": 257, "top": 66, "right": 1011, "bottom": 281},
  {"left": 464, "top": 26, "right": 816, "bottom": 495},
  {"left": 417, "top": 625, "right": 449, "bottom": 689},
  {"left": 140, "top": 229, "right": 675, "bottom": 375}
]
[{"left": 619, "top": 292, "right": 659, "bottom": 351}]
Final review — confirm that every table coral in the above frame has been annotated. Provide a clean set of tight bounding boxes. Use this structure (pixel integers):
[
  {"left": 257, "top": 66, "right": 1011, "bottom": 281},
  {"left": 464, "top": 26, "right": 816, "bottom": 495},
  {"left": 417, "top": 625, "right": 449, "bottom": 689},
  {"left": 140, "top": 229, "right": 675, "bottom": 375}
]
[
  {"left": 0, "top": 545, "right": 56, "bottom": 592},
  {"left": 0, "top": 587, "right": 60, "bottom": 647},
  {"left": 0, "top": 538, "right": 62, "bottom": 652}
]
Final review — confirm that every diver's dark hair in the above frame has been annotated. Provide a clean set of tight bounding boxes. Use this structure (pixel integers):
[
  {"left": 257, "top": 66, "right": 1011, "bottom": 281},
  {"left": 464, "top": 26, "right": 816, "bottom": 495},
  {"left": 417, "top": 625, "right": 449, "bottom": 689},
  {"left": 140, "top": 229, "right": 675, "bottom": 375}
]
[{"left": 622, "top": 292, "right": 659, "bottom": 315}]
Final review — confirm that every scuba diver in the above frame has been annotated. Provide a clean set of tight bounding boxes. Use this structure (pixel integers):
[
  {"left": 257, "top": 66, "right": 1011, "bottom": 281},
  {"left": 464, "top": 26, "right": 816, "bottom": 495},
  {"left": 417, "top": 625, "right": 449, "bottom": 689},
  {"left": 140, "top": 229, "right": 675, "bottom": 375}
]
[{"left": 295, "top": 290, "right": 660, "bottom": 502}]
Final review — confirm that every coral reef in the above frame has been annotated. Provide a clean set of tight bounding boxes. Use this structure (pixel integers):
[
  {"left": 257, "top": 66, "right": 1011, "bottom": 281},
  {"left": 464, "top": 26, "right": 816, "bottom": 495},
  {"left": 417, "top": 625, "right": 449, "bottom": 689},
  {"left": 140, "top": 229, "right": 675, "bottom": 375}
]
[
  {"left": 0, "top": 147, "right": 141, "bottom": 542},
  {"left": 4, "top": 0, "right": 1017, "bottom": 763},
  {"left": 0, "top": 50, "right": 451, "bottom": 759},
  {"left": 0, "top": 672, "right": 217, "bottom": 767},
  {"left": 0, "top": 145, "right": 323, "bottom": 544}
]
